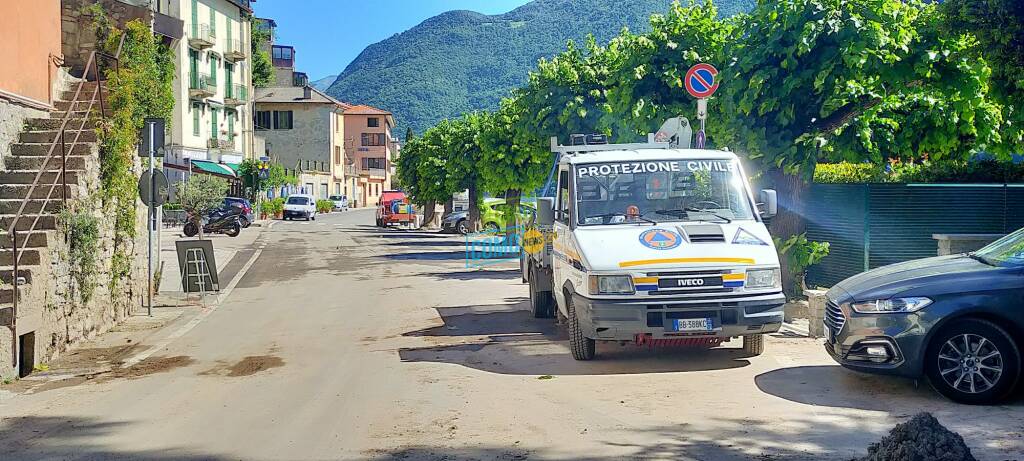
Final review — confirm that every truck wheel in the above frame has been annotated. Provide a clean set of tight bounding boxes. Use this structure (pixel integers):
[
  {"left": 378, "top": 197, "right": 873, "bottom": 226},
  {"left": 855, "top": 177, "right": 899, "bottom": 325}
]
[
  {"left": 925, "top": 318, "right": 1020, "bottom": 404},
  {"left": 566, "top": 293, "right": 596, "bottom": 360},
  {"left": 743, "top": 334, "right": 765, "bottom": 356},
  {"left": 529, "top": 266, "right": 554, "bottom": 319}
]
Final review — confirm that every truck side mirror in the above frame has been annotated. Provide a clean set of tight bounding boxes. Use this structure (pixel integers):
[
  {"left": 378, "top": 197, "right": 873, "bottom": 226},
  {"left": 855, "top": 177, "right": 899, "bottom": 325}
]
[
  {"left": 758, "top": 189, "right": 778, "bottom": 218},
  {"left": 537, "top": 197, "right": 555, "bottom": 226}
]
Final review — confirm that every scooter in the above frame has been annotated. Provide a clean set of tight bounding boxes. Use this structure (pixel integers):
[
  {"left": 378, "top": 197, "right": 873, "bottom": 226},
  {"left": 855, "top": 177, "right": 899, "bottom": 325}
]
[{"left": 183, "top": 205, "right": 243, "bottom": 237}]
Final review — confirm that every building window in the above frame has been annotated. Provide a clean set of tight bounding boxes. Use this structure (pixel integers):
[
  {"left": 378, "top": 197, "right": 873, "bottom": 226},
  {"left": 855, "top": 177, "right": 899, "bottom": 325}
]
[
  {"left": 335, "top": 183, "right": 341, "bottom": 195},
  {"left": 255, "top": 111, "right": 271, "bottom": 130},
  {"left": 335, "top": 146, "right": 342, "bottom": 164},
  {"left": 320, "top": 183, "right": 328, "bottom": 199},
  {"left": 362, "top": 157, "right": 385, "bottom": 169},
  {"left": 192, "top": 103, "right": 202, "bottom": 136},
  {"left": 210, "top": 107, "right": 219, "bottom": 140},
  {"left": 227, "top": 110, "right": 235, "bottom": 141},
  {"left": 360, "top": 133, "right": 386, "bottom": 146},
  {"left": 367, "top": 117, "right": 380, "bottom": 128},
  {"left": 273, "top": 111, "right": 293, "bottom": 130},
  {"left": 209, "top": 55, "right": 219, "bottom": 85},
  {"left": 335, "top": 114, "right": 341, "bottom": 132}
]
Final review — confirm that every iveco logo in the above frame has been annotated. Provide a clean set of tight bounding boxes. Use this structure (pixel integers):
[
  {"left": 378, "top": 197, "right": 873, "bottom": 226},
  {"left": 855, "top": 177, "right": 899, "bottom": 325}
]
[{"left": 678, "top": 279, "right": 705, "bottom": 287}]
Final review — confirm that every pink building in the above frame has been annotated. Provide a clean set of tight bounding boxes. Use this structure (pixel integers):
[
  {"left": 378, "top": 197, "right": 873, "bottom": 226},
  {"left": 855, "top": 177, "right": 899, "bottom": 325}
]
[{"left": 343, "top": 105, "right": 397, "bottom": 208}]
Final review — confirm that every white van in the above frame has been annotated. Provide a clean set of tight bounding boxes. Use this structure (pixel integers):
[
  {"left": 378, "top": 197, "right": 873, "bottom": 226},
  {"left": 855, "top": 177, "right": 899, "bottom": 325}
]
[
  {"left": 283, "top": 194, "right": 317, "bottom": 221},
  {"left": 525, "top": 132, "right": 785, "bottom": 360}
]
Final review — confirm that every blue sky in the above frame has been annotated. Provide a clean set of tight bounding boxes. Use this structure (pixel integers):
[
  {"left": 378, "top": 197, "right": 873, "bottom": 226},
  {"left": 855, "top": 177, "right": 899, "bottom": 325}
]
[{"left": 252, "top": 0, "right": 531, "bottom": 82}]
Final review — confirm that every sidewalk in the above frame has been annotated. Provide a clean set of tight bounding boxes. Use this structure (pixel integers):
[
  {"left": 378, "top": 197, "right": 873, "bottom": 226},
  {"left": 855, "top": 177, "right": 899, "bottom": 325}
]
[{"left": 158, "top": 220, "right": 269, "bottom": 295}]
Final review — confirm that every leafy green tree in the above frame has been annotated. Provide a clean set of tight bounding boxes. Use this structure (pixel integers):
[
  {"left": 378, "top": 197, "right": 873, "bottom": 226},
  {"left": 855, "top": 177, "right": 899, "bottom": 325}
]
[
  {"left": 941, "top": 0, "right": 1024, "bottom": 152},
  {"left": 405, "top": 127, "right": 415, "bottom": 143},
  {"left": 178, "top": 175, "right": 228, "bottom": 239},
  {"left": 251, "top": 24, "right": 274, "bottom": 87},
  {"left": 709, "top": 0, "right": 1002, "bottom": 289}
]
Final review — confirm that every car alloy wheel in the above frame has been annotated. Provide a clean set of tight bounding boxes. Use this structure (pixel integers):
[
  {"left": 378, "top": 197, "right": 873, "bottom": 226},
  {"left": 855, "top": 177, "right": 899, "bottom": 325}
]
[
  {"left": 456, "top": 220, "right": 469, "bottom": 235},
  {"left": 937, "top": 333, "right": 1003, "bottom": 395}
]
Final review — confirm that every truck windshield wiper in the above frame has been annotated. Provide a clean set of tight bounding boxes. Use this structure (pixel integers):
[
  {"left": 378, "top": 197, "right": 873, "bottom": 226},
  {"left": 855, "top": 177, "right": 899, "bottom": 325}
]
[
  {"left": 582, "top": 213, "right": 657, "bottom": 226},
  {"left": 654, "top": 208, "right": 732, "bottom": 224}
]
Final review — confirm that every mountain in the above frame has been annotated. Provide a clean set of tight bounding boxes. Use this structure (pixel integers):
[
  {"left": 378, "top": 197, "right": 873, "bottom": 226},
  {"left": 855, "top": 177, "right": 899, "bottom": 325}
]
[
  {"left": 325, "top": 0, "right": 754, "bottom": 136},
  {"left": 310, "top": 75, "right": 337, "bottom": 92}
]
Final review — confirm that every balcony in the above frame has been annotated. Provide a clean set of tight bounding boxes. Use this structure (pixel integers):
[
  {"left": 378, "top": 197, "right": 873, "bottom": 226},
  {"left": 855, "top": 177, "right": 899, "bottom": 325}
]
[
  {"left": 154, "top": 11, "right": 184, "bottom": 41},
  {"left": 207, "top": 138, "right": 234, "bottom": 150},
  {"left": 360, "top": 168, "right": 387, "bottom": 178},
  {"left": 189, "top": 73, "right": 216, "bottom": 99},
  {"left": 224, "top": 38, "right": 246, "bottom": 61},
  {"left": 224, "top": 84, "right": 248, "bottom": 106},
  {"left": 188, "top": 23, "right": 215, "bottom": 49}
]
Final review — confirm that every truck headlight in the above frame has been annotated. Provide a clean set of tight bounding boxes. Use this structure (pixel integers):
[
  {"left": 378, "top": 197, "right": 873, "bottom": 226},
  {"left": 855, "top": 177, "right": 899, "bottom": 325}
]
[
  {"left": 745, "top": 268, "right": 781, "bottom": 289},
  {"left": 588, "top": 275, "right": 635, "bottom": 295},
  {"left": 851, "top": 297, "right": 932, "bottom": 314}
]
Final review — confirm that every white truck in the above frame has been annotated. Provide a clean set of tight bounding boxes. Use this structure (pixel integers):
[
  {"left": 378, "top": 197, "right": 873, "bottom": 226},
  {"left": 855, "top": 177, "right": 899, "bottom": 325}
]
[{"left": 524, "top": 122, "right": 785, "bottom": 360}]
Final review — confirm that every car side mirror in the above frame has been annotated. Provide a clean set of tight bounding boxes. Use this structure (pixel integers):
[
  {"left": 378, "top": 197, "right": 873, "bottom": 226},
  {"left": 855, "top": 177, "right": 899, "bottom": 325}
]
[
  {"left": 537, "top": 197, "right": 555, "bottom": 226},
  {"left": 758, "top": 189, "right": 778, "bottom": 218}
]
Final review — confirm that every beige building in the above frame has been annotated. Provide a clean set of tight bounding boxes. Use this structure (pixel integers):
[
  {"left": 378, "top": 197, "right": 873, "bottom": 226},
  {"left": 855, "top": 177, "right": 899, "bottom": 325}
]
[
  {"left": 164, "top": 0, "right": 254, "bottom": 190},
  {"left": 254, "top": 86, "right": 349, "bottom": 200},
  {"left": 344, "top": 105, "right": 397, "bottom": 208}
]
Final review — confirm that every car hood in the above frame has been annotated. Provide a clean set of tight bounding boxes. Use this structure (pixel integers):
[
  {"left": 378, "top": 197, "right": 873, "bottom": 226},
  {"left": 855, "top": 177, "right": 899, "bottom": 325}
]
[
  {"left": 443, "top": 212, "right": 467, "bottom": 222},
  {"left": 828, "top": 254, "right": 997, "bottom": 303},
  {"left": 572, "top": 223, "right": 780, "bottom": 272}
]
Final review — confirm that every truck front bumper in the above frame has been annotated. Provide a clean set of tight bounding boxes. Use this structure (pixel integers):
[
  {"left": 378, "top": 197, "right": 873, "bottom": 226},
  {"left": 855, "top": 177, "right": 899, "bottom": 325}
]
[{"left": 570, "top": 292, "right": 786, "bottom": 341}]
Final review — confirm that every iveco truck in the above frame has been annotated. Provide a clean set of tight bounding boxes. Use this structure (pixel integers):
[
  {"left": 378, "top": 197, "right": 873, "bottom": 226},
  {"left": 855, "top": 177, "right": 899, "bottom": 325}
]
[{"left": 524, "top": 121, "right": 786, "bottom": 360}]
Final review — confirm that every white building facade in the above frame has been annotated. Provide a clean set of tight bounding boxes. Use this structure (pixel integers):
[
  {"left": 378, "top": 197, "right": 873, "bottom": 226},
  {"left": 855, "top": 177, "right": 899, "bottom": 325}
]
[{"left": 164, "top": 0, "right": 254, "bottom": 189}]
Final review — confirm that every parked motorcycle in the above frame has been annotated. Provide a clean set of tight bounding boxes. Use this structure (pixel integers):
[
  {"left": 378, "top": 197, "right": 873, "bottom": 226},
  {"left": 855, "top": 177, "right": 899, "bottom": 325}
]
[{"left": 183, "top": 205, "right": 243, "bottom": 238}]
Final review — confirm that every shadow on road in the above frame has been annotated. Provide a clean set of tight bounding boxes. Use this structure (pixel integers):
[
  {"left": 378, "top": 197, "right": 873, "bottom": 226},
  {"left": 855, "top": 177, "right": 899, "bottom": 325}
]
[
  {"left": 381, "top": 240, "right": 466, "bottom": 248},
  {"left": 0, "top": 416, "right": 232, "bottom": 460},
  {"left": 418, "top": 268, "right": 522, "bottom": 281},
  {"left": 755, "top": 365, "right": 1024, "bottom": 411},
  {"left": 398, "top": 301, "right": 754, "bottom": 376}
]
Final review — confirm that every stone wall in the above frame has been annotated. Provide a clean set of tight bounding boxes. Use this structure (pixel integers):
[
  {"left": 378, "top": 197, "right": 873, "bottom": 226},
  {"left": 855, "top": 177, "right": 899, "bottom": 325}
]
[
  {"left": 61, "top": 0, "right": 152, "bottom": 77},
  {"left": 0, "top": 101, "right": 47, "bottom": 172}
]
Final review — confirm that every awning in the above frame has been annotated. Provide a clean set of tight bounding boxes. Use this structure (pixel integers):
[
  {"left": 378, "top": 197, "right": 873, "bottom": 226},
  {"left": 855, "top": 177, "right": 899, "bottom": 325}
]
[{"left": 189, "top": 159, "right": 237, "bottom": 177}]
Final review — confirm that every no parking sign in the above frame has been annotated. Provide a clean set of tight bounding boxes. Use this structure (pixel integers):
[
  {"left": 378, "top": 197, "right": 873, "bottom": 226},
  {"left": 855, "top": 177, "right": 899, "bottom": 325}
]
[{"left": 685, "top": 63, "right": 719, "bottom": 99}]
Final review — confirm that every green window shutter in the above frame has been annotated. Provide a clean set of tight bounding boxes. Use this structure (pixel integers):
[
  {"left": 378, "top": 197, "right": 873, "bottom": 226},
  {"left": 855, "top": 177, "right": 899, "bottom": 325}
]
[
  {"left": 189, "top": 50, "right": 198, "bottom": 87},
  {"left": 227, "top": 111, "right": 235, "bottom": 141},
  {"left": 209, "top": 7, "right": 216, "bottom": 36},
  {"left": 211, "top": 108, "right": 218, "bottom": 140},
  {"left": 226, "top": 20, "right": 232, "bottom": 48},
  {"left": 225, "top": 63, "right": 233, "bottom": 96},
  {"left": 210, "top": 56, "right": 217, "bottom": 85},
  {"left": 191, "top": 0, "right": 198, "bottom": 36},
  {"left": 192, "top": 104, "right": 200, "bottom": 136}
]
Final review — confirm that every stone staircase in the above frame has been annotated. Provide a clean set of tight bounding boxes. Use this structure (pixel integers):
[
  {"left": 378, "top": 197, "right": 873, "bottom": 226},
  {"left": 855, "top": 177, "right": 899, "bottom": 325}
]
[{"left": 0, "top": 80, "right": 108, "bottom": 311}]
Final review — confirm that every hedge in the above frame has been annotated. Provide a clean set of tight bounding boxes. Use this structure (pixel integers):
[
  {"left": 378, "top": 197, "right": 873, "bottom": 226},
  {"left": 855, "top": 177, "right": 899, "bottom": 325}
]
[{"left": 814, "top": 160, "right": 1024, "bottom": 184}]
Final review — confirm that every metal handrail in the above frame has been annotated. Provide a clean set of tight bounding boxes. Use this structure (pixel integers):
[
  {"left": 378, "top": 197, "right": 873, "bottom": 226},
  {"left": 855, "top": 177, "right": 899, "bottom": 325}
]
[{"left": 7, "top": 33, "right": 125, "bottom": 368}]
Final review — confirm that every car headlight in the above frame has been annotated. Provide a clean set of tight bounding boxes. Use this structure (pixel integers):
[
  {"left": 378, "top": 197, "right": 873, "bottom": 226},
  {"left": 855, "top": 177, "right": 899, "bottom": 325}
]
[
  {"left": 851, "top": 297, "right": 932, "bottom": 314},
  {"left": 588, "top": 275, "right": 635, "bottom": 295},
  {"left": 745, "top": 268, "right": 781, "bottom": 289}
]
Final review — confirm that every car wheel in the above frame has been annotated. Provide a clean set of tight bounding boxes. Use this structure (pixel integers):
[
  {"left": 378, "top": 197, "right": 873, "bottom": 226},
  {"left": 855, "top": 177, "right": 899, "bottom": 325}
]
[
  {"left": 529, "top": 265, "right": 554, "bottom": 319},
  {"left": 743, "top": 334, "right": 765, "bottom": 356},
  {"left": 926, "top": 318, "right": 1020, "bottom": 404},
  {"left": 485, "top": 222, "right": 500, "bottom": 233},
  {"left": 566, "top": 291, "right": 596, "bottom": 360},
  {"left": 239, "top": 216, "right": 250, "bottom": 228},
  {"left": 456, "top": 219, "right": 469, "bottom": 235}
]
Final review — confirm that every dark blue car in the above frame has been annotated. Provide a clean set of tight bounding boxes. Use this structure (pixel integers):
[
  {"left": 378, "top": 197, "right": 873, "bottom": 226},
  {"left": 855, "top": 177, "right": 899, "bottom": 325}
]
[{"left": 825, "top": 228, "right": 1024, "bottom": 404}]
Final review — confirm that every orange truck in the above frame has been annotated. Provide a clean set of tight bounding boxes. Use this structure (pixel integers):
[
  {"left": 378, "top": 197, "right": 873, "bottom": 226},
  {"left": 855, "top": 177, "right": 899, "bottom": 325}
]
[{"left": 375, "top": 191, "right": 414, "bottom": 227}]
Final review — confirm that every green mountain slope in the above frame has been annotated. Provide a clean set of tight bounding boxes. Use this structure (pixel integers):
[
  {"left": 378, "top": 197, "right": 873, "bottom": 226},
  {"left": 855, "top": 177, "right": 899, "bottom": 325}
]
[
  {"left": 311, "top": 75, "right": 337, "bottom": 92},
  {"left": 326, "top": 0, "right": 753, "bottom": 135}
]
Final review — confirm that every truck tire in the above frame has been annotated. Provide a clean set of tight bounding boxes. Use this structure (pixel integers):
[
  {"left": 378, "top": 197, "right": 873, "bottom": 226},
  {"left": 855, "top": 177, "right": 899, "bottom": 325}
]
[
  {"left": 566, "top": 293, "right": 596, "bottom": 360},
  {"left": 529, "top": 265, "right": 554, "bottom": 319},
  {"left": 743, "top": 334, "right": 765, "bottom": 356}
]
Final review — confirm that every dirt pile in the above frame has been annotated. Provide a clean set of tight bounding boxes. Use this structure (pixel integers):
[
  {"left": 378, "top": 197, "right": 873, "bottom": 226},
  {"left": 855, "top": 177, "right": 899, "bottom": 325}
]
[{"left": 859, "top": 413, "right": 977, "bottom": 461}]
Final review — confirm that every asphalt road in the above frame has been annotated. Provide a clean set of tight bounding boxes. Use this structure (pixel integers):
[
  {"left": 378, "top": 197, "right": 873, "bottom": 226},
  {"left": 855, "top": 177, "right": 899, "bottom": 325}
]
[{"left": 1, "top": 208, "right": 1022, "bottom": 460}]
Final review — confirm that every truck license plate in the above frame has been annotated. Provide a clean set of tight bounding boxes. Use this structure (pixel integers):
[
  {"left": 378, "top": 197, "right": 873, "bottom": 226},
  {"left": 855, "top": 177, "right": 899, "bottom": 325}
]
[{"left": 671, "top": 318, "right": 714, "bottom": 332}]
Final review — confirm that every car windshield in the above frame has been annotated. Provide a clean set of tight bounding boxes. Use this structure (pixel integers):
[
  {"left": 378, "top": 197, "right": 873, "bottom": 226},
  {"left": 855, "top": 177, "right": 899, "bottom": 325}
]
[
  {"left": 574, "top": 159, "right": 755, "bottom": 226},
  {"left": 287, "top": 197, "right": 309, "bottom": 205},
  {"left": 974, "top": 228, "right": 1024, "bottom": 267},
  {"left": 329, "top": 196, "right": 343, "bottom": 201}
]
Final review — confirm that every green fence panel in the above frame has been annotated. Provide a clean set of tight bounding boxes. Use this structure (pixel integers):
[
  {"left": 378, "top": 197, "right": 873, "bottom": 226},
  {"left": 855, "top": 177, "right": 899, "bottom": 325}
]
[
  {"left": 806, "top": 183, "right": 1023, "bottom": 287},
  {"left": 805, "top": 184, "right": 868, "bottom": 287}
]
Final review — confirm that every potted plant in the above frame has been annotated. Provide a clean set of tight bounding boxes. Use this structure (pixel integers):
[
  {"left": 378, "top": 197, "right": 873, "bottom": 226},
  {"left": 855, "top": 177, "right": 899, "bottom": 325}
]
[
  {"left": 271, "top": 197, "right": 285, "bottom": 219},
  {"left": 259, "top": 200, "right": 274, "bottom": 220}
]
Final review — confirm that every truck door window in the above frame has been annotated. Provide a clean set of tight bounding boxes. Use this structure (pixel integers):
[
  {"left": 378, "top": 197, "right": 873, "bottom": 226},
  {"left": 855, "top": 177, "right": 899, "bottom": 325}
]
[{"left": 557, "top": 170, "right": 570, "bottom": 225}]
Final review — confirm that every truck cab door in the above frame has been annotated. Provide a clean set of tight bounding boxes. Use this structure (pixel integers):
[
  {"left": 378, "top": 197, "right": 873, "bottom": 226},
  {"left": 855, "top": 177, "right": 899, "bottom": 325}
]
[{"left": 552, "top": 167, "right": 572, "bottom": 309}]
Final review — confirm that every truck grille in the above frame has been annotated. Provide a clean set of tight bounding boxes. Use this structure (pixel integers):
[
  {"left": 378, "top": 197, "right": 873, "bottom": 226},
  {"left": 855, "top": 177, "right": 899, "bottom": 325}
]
[{"left": 824, "top": 301, "right": 846, "bottom": 335}]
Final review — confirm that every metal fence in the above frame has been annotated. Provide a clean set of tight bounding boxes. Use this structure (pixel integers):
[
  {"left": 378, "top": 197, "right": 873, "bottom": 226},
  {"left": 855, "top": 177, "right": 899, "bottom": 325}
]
[{"left": 806, "top": 183, "right": 1024, "bottom": 287}]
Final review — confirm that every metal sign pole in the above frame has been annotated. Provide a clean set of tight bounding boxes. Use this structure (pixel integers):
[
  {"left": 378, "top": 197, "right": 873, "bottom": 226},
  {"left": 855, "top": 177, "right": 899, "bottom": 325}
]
[{"left": 147, "top": 121, "right": 154, "bottom": 317}]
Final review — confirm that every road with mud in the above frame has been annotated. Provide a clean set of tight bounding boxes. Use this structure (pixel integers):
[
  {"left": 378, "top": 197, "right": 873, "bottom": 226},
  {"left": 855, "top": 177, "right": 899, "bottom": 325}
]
[{"left": 1, "top": 209, "right": 1021, "bottom": 460}]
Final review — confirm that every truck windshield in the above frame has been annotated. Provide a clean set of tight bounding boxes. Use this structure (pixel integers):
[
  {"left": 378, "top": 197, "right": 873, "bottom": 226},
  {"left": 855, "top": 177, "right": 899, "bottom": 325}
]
[{"left": 574, "top": 159, "right": 755, "bottom": 226}]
